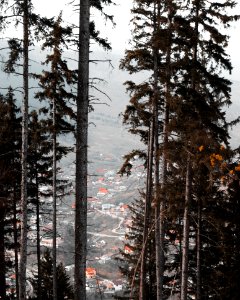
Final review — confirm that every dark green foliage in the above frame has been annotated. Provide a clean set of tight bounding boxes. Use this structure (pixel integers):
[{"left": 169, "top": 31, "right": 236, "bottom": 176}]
[
  {"left": 90, "top": 0, "right": 115, "bottom": 50},
  {"left": 0, "top": 88, "right": 21, "bottom": 185},
  {"left": 1, "top": 0, "right": 55, "bottom": 75},
  {"left": 34, "top": 14, "right": 76, "bottom": 136},
  {"left": 31, "top": 249, "right": 74, "bottom": 300},
  {"left": 28, "top": 110, "right": 52, "bottom": 187},
  {"left": 119, "top": 0, "right": 240, "bottom": 299},
  {"left": 117, "top": 196, "right": 156, "bottom": 299},
  {"left": 196, "top": 169, "right": 240, "bottom": 300},
  {"left": 0, "top": 88, "right": 21, "bottom": 299}
]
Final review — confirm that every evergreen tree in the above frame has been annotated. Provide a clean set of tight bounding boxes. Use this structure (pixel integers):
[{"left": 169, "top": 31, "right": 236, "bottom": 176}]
[
  {"left": 117, "top": 196, "right": 156, "bottom": 300},
  {"left": 27, "top": 110, "right": 53, "bottom": 300},
  {"left": 0, "top": 88, "right": 21, "bottom": 300},
  {"left": 34, "top": 14, "right": 75, "bottom": 300},
  {"left": 120, "top": 0, "right": 239, "bottom": 299},
  {"left": 0, "top": 2, "right": 55, "bottom": 298},
  {"left": 31, "top": 249, "right": 74, "bottom": 300}
]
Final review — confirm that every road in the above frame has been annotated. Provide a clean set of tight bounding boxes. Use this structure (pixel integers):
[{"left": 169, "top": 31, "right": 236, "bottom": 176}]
[
  {"left": 95, "top": 209, "right": 125, "bottom": 235},
  {"left": 88, "top": 231, "right": 124, "bottom": 238}
]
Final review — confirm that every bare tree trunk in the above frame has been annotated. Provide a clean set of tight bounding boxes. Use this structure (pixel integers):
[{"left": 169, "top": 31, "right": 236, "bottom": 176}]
[
  {"left": 148, "top": 239, "right": 153, "bottom": 297},
  {"left": 74, "top": 1, "right": 90, "bottom": 299},
  {"left": 139, "top": 121, "right": 154, "bottom": 300},
  {"left": 0, "top": 205, "right": 6, "bottom": 300},
  {"left": 155, "top": 2, "right": 172, "bottom": 299},
  {"left": 158, "top": 95, "right": 169, "bottom": 300},
  {"left": 13, "top": 189, "right": 19, "bottom": 300},
  {"left": 152, "top": 3, "right": 161, "bottom": 300},
  {"left": 35, "top": 176, "right": 42, "bottom": 300},
  {"left": 52, "top": 85, "right": 57, "bottom": 300},
  {"left": 181, "top": 3, "right": 199, "bottom": 299},
  {"left": 196, "top": 198, "right": 202, "bottom": 300},
  {"left": 19, "top": 0, "right": 29, "bottom": 298},
  {"left": 180, "top": 156, "right": 192, "bottom": 300}
]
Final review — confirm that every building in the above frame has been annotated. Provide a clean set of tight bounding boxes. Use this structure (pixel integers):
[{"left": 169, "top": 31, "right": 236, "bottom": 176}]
[
  {"left": 124, "top": 245, "right": 133, "bottom": 254},
  {"left": 86, "top": 267, "right": 96, "bottom": 279},
  {"left": 97, "top": 187, "right": 109, "bottom": 197}
]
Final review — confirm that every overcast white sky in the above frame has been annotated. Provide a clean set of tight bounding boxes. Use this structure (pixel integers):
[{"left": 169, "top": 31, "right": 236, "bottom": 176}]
[{"left": 32, "top": 0, "right": 239, "bottom": 81}]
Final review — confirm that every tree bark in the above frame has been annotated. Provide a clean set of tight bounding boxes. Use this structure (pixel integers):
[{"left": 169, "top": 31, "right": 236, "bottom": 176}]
[
  {"left": 13, "top": 189, "right": 19, "bottom": 300},
  {"left": 19, "top": 0, "right": 29, "bottom": 299},
  {"left": 0, "top": 205, "right": 6, "bottom": 300},
  {"left": 196, "top": 198, "right": 202, "bottom": 300},
  {"left": 156, "top": 1, "right": 172, "bottom": 299},
  {"left": 152, "top": 3, "right": 161, "bottom": 300},
  {"left": 35, "top": 175, "right": 42, "bottom": 300},
  {"left": 52, "top": 72, "right": 57, "bottom": 300},
  {"left": 74, "top": 1, "right": 90, "bottom": 299},
  {"left": 181, "top": 3, "right": 199, "bottom": 299},
  {"left": 180, "top": 156, "right": 192, "bottom": 300},
  {"left": 139, "top": 121, "right": 154, "bottom": 300}
]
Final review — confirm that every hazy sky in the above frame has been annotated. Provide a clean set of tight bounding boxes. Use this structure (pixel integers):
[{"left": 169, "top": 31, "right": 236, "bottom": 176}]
[
  {"left": 32, "top": 0, "right": 132, "bottom": 53},
  {"left": 32, "top": 0, "right": 239, "bottom": 81}
]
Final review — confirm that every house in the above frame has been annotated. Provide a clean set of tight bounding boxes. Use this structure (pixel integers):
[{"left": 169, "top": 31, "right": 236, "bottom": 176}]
[
  {"left": 119, "top": 185, "right": 127, "bottom": 191},
  {"left": 102, "top": 203, "right": 115, "bottom": 212},
  {"left": 88, "top": 197, "right": 98, "bottom": 202},
  {"left": 99, "top": 254, "right": 111, "bottom": 264},
  {"left": 124, "top": 245, "right": 133, "bottom": 254},
  {"left": 86, "top": 267, "right": 96, "bottom": 279},
  {"left": 120, "top": 204, "right": 128, "bottom": 213},
  {"left": 40, "top": 237, "right": 62, "bottom": 248},
  {"left": 105, "top": 282, "right": 115, "bottom": 292},
  {"left": 97, "top": 177, "right": 105, "bottom": 182},
  {"left": 97, "top": 187, "right": 109, "bottom": 197}
]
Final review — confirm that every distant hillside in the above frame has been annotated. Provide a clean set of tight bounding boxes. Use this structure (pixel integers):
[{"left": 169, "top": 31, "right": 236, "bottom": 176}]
[
  {"left": 90, "top": 52, "right": 240, "bottom": 149},
  {"left": 0, "top": 43, "right": 239, "bottom": 151}
]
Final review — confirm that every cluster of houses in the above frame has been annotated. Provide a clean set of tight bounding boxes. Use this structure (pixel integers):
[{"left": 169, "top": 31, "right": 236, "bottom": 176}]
[
  {"left": 85, "top": 267, "right": 123, "bottom": 293},
  {"left": 26, "top": 161, "right": 142, "bottom": 296}
]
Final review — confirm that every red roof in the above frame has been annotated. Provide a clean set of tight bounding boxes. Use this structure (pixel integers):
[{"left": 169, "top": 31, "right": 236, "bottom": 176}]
[
  {"left": 86, "top": 268, "right": 96, "bottom": 275},
  {"left": 124, "top": 245, "right": 133, "bottom": 253},
  {"left": 99, "top": 187, "right": 108, "bottom": 194}
]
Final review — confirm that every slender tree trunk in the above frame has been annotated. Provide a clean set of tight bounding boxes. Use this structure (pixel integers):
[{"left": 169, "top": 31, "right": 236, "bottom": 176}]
[
  {"left": 13, "top": 189, "right": 19, "bottom": 300},
  {"left": 19, "top": 0, "right": 29, "bottom": 299},
  {"left": 152, "top": 3, "right": 161, "bottom": 299},
  {"left": 196, "top": 198, "right": 202, "bottom": 300},
  {"left": 139, "top": 121, "right": 154, "bottom": 300},
  {"left": 74, "top": 1, "right": 90, "bottom": 299},
  {"left": 156, "top": 2, "right": 172, "bottom": 299},
  {"left": 35, "top": 175, "right": 42, "bottom": 300},
  {"left": 148, "top": 239, "right": 154, "bottom": 298},
  {"left": 52, "top": 84, "right": 57, "bottom": 300},
  {"left": 181, "top": 3, "right": 199, "bottom": 299},
  {"left": 158, "top": 95, "right": 169, "bottom": 300},
  {"left": 180, "top": 156, "right": 192, "bottom": 300},
  {"left": 0, "top": 206, "right": 6, "bottom": 300}
]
